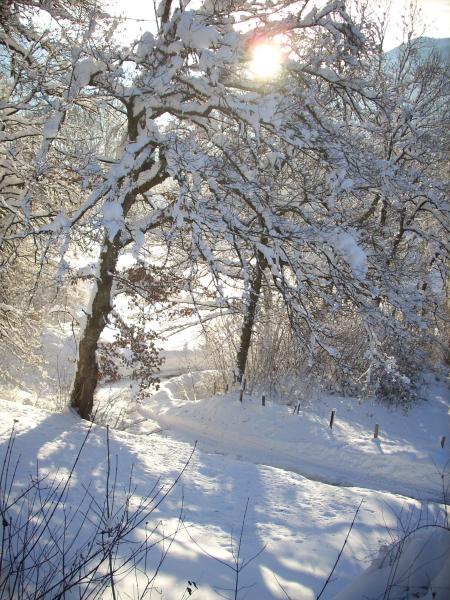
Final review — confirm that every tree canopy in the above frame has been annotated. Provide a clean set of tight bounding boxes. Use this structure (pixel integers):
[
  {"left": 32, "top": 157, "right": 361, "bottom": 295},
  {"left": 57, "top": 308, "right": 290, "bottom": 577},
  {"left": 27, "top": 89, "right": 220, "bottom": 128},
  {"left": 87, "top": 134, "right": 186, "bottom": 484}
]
[{"left": 1, "top": 0, "right": 448, "bottom": 417}]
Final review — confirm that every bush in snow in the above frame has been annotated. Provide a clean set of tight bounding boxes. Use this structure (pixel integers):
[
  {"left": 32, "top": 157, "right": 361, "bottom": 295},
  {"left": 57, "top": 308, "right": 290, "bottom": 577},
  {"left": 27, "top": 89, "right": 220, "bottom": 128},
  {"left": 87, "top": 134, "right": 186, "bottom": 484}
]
[
  {"left": 335, "top": 514, "right": 450, "bottom": 599},
  {"left": 201, "top": 297, "right": 426, "bottom": 407}
]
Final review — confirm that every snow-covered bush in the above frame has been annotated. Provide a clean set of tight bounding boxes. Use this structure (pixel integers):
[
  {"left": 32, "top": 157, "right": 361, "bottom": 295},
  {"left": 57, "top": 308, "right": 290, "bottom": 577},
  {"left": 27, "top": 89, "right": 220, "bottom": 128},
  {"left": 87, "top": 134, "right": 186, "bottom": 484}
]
[{"left": 201, "top": 297, "right": 428, "bottom": 407}]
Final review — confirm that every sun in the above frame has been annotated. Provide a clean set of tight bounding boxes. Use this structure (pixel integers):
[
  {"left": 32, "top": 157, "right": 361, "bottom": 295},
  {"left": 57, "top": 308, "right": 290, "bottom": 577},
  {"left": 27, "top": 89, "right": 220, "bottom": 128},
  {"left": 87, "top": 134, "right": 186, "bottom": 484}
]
[{"left": 249, "top": 42, "right": 283, "bottom": 79}]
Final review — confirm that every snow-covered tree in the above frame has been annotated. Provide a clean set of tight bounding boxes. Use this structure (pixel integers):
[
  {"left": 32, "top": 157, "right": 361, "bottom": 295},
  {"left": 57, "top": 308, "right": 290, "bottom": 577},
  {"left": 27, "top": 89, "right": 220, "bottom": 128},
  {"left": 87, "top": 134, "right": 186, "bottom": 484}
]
[
  {"left": 219, "top": 12, "right": 450, "bottom": 394},
  {"left": 64, "top": 0, "right": 382, "bottom": 419},
  {"left": 1, "top": 0, "right": 448, "bottom": 418},
  {"left": 0, "top": 0, "right": 131, "bottom": 388}
]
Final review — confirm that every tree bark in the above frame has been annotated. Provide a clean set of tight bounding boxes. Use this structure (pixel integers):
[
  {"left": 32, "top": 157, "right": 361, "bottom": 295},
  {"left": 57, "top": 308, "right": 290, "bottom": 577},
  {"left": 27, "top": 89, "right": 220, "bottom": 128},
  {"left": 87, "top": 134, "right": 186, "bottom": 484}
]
[
  {"left": 70, "top": 234, "right": 122, "bottom": 419},
  {"left": 236, "top": 258, "right": 264, "bottom": 382}
]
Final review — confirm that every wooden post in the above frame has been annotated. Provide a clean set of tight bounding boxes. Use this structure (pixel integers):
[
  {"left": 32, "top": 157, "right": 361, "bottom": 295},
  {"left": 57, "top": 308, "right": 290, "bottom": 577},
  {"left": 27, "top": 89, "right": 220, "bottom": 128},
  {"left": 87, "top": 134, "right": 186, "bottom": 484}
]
[
  {"left": 213, "top": 381, "right": 216, "bottom": 395},
  {"left": 262, "top": 395, "right": 265, "bottom": 406},
  {"left": 329, "top": 409, "right": 336, "bottom": 429},
  {"left": 374, "top": 424, "right": 379, "bottom": 439},
  {"left": 225, "top": 383, "right": 229, "bottom": 393},
  {"left": 441, "top": 436, "right": 446, "bottom": 448},
  {"left": 239, "top": 389, "right": 244, "bottom": 402}
]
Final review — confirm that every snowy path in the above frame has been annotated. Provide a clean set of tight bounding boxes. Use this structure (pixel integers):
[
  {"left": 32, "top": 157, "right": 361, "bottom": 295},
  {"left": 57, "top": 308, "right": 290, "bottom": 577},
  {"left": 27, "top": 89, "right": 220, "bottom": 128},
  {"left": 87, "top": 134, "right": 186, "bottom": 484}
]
[{"left": 130, "top": 373, "right": 450, "bottom": 503}]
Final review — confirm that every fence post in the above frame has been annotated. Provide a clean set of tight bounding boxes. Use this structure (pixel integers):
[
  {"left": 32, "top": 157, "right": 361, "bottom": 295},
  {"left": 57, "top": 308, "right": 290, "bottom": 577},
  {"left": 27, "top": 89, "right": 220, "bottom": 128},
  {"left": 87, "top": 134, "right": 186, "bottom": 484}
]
[
  {"left": 262, "top": 395, "right": 265, "bottom": 407},
  {"left": 239, "top": 389, "right": 244, "bottom": 403},
  {"left": 441, "top": 436, "right": 446, "bottom": 448},
  {"left": 329, "top": 409, "right": 336, "bottom": 429},
  {"left": 374, "top": 424, "right": 379, "bottom": 439},
  {"left": 225, "top": 383, "right": 229, "bottom": 393}
]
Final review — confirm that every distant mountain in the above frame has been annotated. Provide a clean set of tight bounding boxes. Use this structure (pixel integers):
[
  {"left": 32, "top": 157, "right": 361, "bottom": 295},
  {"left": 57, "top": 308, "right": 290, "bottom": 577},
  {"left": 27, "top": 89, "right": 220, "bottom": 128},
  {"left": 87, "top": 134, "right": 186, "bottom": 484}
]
[{"left": 385, "top": 37, "right": 450, "bottom": 64}]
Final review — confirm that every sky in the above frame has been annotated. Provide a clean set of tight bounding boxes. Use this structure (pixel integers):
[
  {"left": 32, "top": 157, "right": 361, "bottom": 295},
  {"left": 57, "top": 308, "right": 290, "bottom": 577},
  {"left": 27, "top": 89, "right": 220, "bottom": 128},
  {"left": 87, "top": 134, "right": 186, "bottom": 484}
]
[
  {"left": 111, "top": 0, "right": 450, "bottom": 50},
  {"left": 383, "top": 0, "right": 450, "bottom": 49}
]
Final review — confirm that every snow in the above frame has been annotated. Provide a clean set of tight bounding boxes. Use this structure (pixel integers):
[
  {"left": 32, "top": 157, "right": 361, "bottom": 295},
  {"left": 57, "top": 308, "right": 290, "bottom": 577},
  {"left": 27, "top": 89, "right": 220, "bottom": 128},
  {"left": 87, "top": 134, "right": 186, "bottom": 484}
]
[
  {"left": 43, "top": 211, "right": 70, "bottom": 232},
  {"left": 176, "top": 11, "right": 220, "bottom": 50},
  {"left": 328, "top": 231, "right": 368, "bottom": 279},
  {"left": 136, "top": 31, "right": 155, "bottom": 60},
  {"left": 0, "top": 396, "right": 446, "bottom": 600},
  {"left": 103, "top": 201, "right": 125, "bottom": 239},
  {"left": 121, "top": 372, "right": 450, "bottom": 503},
  {"left": 1, "top": 367, "right": 448, "bottom": 599},
  {"left": 42, "top": 113, "right": 64, "bottom": 140},
  {"left": 73, "top": 58, "right": 105, "bottom": 90},
  {"left": 335, "top": 526, "right": 450, "bottom": 599}
]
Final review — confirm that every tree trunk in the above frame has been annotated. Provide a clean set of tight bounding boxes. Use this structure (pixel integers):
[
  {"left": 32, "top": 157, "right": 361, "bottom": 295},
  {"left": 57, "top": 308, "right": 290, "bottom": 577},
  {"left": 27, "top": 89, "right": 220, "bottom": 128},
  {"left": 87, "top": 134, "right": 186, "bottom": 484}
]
[
  {"left": 69, "top": 159, "right": 166, "bottom": 418},
  {"left": 70, "top": 105, "right": 154, "bottom": 420},
  {"left": 236, "top": 259, "right": 263, "bottom": 382},
  {"left": 70, "top": 234, "right": 122, "bottom": 419}
]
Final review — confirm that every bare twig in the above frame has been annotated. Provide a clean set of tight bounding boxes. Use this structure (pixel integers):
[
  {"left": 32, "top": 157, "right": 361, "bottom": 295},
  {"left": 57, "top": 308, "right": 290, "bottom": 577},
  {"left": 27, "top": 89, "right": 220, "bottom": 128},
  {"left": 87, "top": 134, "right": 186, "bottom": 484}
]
[{"left": 316, "top": 499, "right": 364, "bottom": 600}]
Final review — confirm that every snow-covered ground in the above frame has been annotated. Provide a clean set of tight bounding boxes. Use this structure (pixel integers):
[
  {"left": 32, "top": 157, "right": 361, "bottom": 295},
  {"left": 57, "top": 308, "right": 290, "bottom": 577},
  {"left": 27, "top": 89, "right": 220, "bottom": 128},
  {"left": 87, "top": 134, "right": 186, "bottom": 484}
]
[
  {"left": 98, "top": 371, "right": 450, "bottom": 502},
  {"left": 1, "top": 368, "right": 449, "bottom": 599}
]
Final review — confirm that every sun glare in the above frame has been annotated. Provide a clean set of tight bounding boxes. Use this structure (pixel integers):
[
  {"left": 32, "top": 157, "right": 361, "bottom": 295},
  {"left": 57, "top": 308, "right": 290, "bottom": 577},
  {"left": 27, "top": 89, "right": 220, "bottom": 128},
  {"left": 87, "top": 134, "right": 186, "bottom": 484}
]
[{"left": 249, "top": 42, "right": 283, "bottom": 79}]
